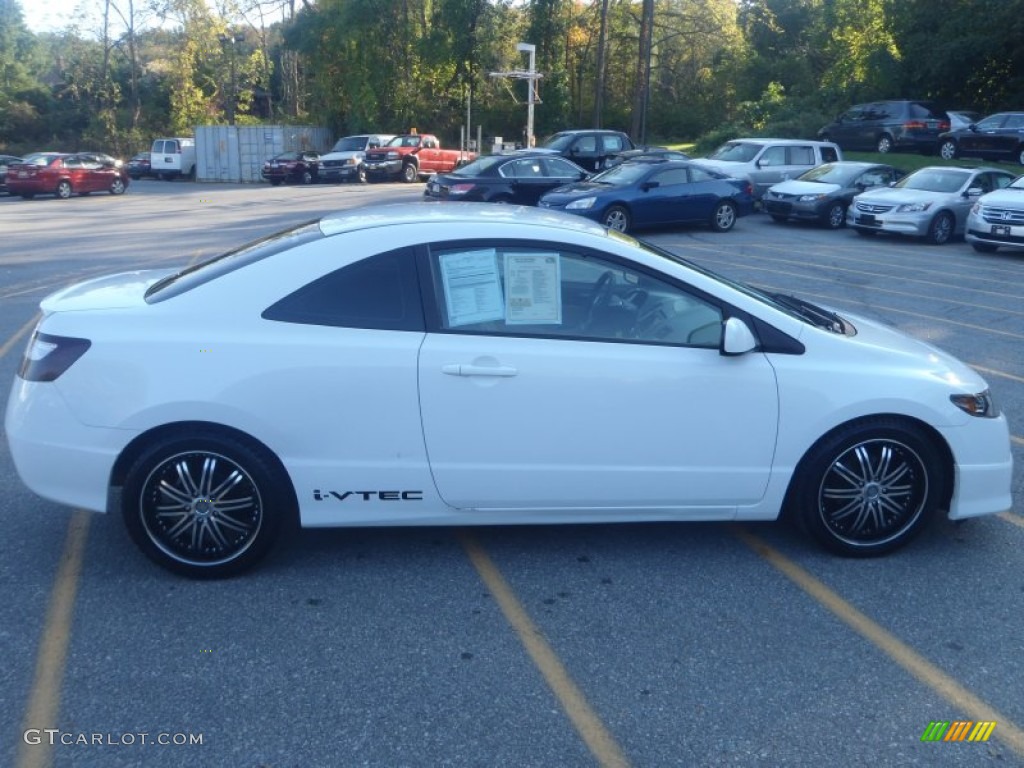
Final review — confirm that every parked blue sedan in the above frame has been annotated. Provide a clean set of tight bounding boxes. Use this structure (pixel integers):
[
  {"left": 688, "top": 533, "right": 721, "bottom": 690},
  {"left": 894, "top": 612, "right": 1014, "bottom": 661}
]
[{"left": 538, "top": 158, "right": 755, "bottom": 233}]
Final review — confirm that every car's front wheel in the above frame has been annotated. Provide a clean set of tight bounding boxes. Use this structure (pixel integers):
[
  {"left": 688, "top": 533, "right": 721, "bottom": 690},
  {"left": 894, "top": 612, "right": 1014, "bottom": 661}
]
[
  {"left": 56, "top": 180, "right": 72, "bottom": 199},
  {"left": 110, "top": 178, "right": 126, "bottom": 195},
  {"left": 823, "top": 202, "right": 846, "bottom": 229},
  {"left": 601, "top": 205, "right": 631, "bottom": 233},
  {"left": 122, "top": 432, "right": 291, "bottom": 578},
  {"left": 926, "top": 211, "right": 955, "bottom": 245},
  {"left": 402, "top": 163, "right": 419, "bottom": 183},
  {"left": 710, "top": 200, "right": 737, "bottom": 232},
  {"left": 790, "top": 419, "right": 946, "bottom": 557}
]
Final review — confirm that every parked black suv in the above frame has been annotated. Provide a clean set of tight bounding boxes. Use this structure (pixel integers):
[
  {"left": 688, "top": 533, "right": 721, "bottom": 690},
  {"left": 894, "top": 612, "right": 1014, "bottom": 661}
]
[
  {"left": 529, "top": 129, "right": 634, "bottom": 172},
  {"left": 818, "top": 100, "right": 950, "bottom": 154},
  {"left": 938, "top": 112, "right": 1024, "bottom": 166}
]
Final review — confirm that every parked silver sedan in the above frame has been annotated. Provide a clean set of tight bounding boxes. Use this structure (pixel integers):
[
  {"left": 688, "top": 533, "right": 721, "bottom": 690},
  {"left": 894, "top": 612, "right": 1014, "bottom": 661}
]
[{"left": 848, "top": 166, "right": 1016, "bottom": 244}]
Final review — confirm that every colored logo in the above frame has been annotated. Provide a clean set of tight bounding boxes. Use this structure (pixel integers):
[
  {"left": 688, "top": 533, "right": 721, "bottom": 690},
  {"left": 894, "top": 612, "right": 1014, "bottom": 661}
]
[{"left": 921, "top": 721, "right": 996, "bottom": 742}]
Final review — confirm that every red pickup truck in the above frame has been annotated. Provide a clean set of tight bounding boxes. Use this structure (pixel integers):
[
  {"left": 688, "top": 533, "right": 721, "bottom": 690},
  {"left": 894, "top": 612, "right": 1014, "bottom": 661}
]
[{"left": 363, "top": 134, "right": 476, "bottom": 183}]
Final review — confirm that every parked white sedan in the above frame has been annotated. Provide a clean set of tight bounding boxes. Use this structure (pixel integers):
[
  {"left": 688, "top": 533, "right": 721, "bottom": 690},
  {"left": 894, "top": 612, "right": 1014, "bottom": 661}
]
[
  {"left": 5, "top": 204, "right": 1013, "bottom": 577},
  {"left": 848, "top": 165, "right": 1015, "bottom": 244}
]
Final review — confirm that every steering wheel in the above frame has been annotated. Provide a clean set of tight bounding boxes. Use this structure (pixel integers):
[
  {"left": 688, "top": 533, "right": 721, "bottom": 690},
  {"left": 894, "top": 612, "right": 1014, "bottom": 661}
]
[{"left": 583, "top": 270, "right": 615, "bottom": 330}]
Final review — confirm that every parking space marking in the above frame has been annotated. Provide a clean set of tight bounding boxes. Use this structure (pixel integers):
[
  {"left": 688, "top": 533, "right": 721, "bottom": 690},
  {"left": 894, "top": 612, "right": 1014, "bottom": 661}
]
[
  {"left": 16, "top": 511, "right": 90, "bottom": 768},
  {"left": 707, "top": 257, "right": 1024, "bottom": 319},
  {"left": 999, "top": 512, "right": 1024, "bottom": 529},
  {"left": 0, "top": 314, "right": 40, "bottom": 361},
  {"left": 458, "top": 531, "right": 631, "bottom": 768},
  {"left": 971, "top": 365, "right": 1024, "bottom": 385},
  {"left": 733, "top": 526, "right": 1024, "bottom": 758}
]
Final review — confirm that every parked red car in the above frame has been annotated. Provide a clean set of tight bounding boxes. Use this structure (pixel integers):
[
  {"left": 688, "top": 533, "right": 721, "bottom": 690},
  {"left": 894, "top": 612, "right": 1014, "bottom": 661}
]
[
  {"left": 261, "top": 151, "right": 321, "bottom": 185},
  {"left": 7, "top": 152, "right": 130, "bottom": 199}
]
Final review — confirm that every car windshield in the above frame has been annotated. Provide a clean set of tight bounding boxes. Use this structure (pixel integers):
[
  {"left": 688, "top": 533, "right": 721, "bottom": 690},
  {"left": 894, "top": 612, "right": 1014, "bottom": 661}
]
[
  {"left": 273, "top": 152, "right": 300, "bottom": 161},
  {"left": 1007, "top": 176, "right": 1024, "bottom": 190},
  {"left": 540, "top": 133, "right": 578, "bottom": 151},
  {"left": 589, "top": 163, "right": 652, "bottom": 185},
  {"left": 707, "top": 142, "right": 763, "bottom": 162},
  {"left": 798, "top": 164, "right": 862, "bottom": 185},
  {"left": 331, "top": 137, "right": 367, "bottom": 152},
  {"left": 452, "top": 155, "right": 507, "bottom": 176},
  {"left": 896, "top": 169, "right": 970, "bottom": 193},
  {"left": 22, "top": 153, "right": 61, "bottom": 165},
  {"left": 146, "top": 221, "right": 323, "bottom": 303}
]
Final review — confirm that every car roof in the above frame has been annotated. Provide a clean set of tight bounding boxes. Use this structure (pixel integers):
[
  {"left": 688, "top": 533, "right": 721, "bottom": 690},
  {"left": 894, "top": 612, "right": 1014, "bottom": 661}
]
[
  {"left": 319, "top": 202, "right": 611, "bottom": 238},
  {"left": 727, "top": 138, "right": 836, "bottom": 145}
]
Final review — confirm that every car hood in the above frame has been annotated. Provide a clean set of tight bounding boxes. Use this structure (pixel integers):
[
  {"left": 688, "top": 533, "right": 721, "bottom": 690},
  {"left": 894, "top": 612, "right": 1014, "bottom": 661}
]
[
  {"left": 319, "top": 150, "right": 363, "bottom": 161},
  {"left": 975, "top": 188, "right": 1024, "bottom": 207},
  {"left": 837, "top": 309, "right": 986, "bottom": 390},
  {"left": 854, "top": 187, "right": 953, "bottom": 205},
  {"left": 768, "top": 180, "right": 841, "bottom": 196},
  {"left": 40, "top": 269, "right": 175, "bottom": 313}
]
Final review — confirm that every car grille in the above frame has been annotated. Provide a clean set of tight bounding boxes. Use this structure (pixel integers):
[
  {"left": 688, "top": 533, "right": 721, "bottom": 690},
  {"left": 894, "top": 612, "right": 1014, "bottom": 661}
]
[
  {"left": 856, "top": 202, "right": 894, "bottom": 214},
  {"left": 764, "top": 200, "right": 793, "bottom": 214},
  {"left": 977, "top": 205, "right": 1024, "bottom": 225},
  {"left": 321, "top": 159, "right": 345, "bottom": 169}
]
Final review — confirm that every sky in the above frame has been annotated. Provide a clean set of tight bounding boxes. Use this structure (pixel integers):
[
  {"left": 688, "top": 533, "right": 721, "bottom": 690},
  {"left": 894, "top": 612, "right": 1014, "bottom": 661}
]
[{"left": 20, "top": 0, "right": 94, "bottom": 34}]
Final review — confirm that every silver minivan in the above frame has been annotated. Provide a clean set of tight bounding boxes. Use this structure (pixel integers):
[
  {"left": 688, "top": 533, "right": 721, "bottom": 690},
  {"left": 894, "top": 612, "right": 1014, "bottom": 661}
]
[
  {"left": 692, "top": 138, "right": 842, "bottom": 199},
  {"left": 150, "top": 137, "right": 196, "bottom": 181}
]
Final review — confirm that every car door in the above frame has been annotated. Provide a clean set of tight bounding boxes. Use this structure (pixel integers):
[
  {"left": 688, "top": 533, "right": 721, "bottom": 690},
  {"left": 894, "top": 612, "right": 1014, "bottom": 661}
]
[
  {"left": 748, "top": 145, "right": 792, "bottom": 197},
  {"left": 417, "top": 242, "right": 779, "bottom": 514},
  {"left": 961, "top": 114, "right": 1006, "bottom": 157},
  {"left": 831, "top": 107, "right": 865, "bottom": 148},
  {"left": 637, "top": 166, "right": 705, "bottom": 224},
  {"left": 992, "top": 113, "right": 1024, "bottom": 159},
  {"left": 568, "top": 134, "right": 601, "bottom": 171}
]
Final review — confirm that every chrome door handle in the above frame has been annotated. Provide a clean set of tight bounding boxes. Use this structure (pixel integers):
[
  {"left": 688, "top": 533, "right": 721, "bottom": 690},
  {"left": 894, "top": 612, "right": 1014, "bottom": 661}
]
[{"left": 442, "top": 364, "right": 518, "bottom": 377}]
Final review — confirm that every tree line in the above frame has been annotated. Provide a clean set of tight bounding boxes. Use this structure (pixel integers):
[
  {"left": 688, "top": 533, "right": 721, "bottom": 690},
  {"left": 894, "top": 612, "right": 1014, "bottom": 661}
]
[{"left": 2, "top": 0, "right": 1022, "bottom": 158}]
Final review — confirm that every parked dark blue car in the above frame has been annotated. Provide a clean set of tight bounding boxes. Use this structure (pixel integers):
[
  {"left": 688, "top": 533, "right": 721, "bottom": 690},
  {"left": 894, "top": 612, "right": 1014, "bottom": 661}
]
[{"left": 538, "top": 159, "right": 755, "bottom": 233}]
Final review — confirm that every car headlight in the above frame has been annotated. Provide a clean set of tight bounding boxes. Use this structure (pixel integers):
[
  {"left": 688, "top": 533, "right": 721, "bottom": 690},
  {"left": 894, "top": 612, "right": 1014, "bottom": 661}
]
[
  {"left": 895, "top": 202, "right": 932, "bottom": 213},
  {"left": 797, "top": 194, "right": 826, "bottom": 202},
  {"left": 970, "top": 202, "right": 982, "bottom": 214},
  {"left": 344, "top": 158, "right": 358, "bottom": 166},
  {"left": 566, "top": 196, "right": 596, "bottom": 210},
  {"left": 950, "top": 390, "right": 998, "bottom": 418}
]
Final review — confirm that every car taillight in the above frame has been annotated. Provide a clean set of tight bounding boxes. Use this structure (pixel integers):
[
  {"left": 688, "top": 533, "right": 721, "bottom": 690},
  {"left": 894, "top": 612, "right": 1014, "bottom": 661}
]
[
  {"left": 938, "top": 120, "right": 950, "bottom": 131},
  {"left": 19, "top": 332, "right": 91, "bottom": 382},
  {"left": 903, "top": 121, "right": 927, "bottom": 130},
  {"left": 449, "top": 183, "right": 475, "bottom": 196}
]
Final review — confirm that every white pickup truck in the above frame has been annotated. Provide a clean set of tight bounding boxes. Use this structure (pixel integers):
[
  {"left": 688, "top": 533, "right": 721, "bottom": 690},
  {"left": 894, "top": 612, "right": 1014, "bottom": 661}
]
[{"left": 318, "top": 134, "right": 395, "bottom": 183}]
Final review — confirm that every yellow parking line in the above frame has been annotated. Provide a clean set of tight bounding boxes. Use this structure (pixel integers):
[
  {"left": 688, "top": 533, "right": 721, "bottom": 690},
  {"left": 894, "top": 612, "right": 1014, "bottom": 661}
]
[
  {"left": 16, "top": 511, "right": 91, "bottom": 768},
  {"left": 999, "top": 512, "right": 1024, "bottom": 529},
  {"left": 1012, "top": 435, "right": 1024, "bottom": 448},
  {"left": 458, "top": 531, "right": 631, "bottom": 768},
  {"left": 733, "top": 527, "right": 1024, "bottom": 758},
  {"left": 0, "top": 314, "right": 40, "bottom": 361}
]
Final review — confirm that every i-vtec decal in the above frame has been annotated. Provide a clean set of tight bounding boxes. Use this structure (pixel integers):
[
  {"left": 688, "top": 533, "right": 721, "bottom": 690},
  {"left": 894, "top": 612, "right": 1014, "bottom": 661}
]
[{"left": 313, "top": 490, "right": 424, "bottom": 501}]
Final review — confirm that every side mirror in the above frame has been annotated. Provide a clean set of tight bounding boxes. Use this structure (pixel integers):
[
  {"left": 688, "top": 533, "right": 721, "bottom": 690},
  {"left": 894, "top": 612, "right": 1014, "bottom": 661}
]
[
  {"left": 965, "top": 186, "right": 983, "bottom": 197},
  {"left": 721, "top": 317, "right": 758, "bottom": 356}
]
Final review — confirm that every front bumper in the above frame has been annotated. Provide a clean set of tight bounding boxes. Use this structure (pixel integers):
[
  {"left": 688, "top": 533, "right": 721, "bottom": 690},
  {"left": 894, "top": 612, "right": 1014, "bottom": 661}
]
[
  {"left": 320, "top": 165, "right": 362, "bottom": 181},
  {"left": 940, "top": 412, "right": 1014, "bottom": 519},
  {"left": 848, "top": 209, "right": 932, "bottom": 237},
  {"left": 364, "top": 160, "right": 402, "bottom": 177},
  {"left": 763, "top": 198, "right": 827, "bottom": 221}
]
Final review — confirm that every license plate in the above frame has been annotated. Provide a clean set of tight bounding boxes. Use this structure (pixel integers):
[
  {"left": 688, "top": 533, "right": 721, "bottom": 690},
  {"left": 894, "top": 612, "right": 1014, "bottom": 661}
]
[
  {"left": 857, "top": 214, "right": 876, "bottom": 225},
  {"left": 18, "top": 171, "right": 28, "bottom": 178},
  {"left": 992, "top": 224, "right": 1011, "bottom": 236}
]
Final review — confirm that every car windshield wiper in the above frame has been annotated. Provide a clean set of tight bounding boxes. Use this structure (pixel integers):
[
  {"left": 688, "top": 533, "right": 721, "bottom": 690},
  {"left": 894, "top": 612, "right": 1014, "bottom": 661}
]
[{"left": 769, "top": 292, "right": 845, "bottom": 333}]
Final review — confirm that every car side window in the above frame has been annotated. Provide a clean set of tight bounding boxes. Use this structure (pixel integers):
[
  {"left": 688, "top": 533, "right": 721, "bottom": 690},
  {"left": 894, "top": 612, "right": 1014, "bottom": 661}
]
[
  {"left": 842, "top": 108, "right": 864, "bottom": 122},
  {"left": 509, "top": 158, "right": 544, "bottom": 178},
  {"left": 991, "top": 173, "right": 1013, "bottom": 190},
  {"left": 602, "top": 135, "right": 626, "bottom": 153},
  {"left": 976, "top": 115, "right": 1004, "bottom": 131},
  {"left": 651, "top": 168, "right": 690, "bottom": 187},
  {"left": 820, "top": 146, "right": 839, "bottom": 163},
  {"left": 542, "top": 157, "right": 580, "bottom": 177},
  {"left": 759, "top": 146, "right": 787, "bottom": 166},
  {"left": 429, "top": 245, "right": 723, "bottom": 348},
  {"left": 859, "top": 170, "right": 889, "bottom": 187},
  {"left": 262, "top": 247, "right": 424, "bottom": 331},
  {"left": 1003, "top": 114, "right": 1024, "bottom": 129},
  {"left": 575, "top": 137, "right": 597, "bottom": 153},
  {"left": 788, "top": 146, "right": 815, "bottom": 165},
  {"left": 688, "top": 166, "right": 716, "bottom": 182}
]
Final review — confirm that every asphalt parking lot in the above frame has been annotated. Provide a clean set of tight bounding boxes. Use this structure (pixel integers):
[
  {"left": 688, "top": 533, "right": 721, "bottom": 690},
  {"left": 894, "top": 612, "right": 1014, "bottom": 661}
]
[{"left": 1, "top": 178, "right": 1022, "bottom": 768}]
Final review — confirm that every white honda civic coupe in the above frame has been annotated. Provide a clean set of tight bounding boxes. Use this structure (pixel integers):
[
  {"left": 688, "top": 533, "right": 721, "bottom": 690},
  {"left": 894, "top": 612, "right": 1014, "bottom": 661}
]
[{"left": 5, "top": 204, "right": 1013, "bottom": 577}]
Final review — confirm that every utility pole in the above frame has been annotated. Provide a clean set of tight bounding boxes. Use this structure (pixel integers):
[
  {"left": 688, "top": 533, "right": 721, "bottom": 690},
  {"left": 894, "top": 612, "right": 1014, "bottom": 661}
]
[
  {"left": 219, "top": 32, "right": 245, "bottom": 125},
  {"left": 490, "top": 43, "right": 543, "bottom": 150}
]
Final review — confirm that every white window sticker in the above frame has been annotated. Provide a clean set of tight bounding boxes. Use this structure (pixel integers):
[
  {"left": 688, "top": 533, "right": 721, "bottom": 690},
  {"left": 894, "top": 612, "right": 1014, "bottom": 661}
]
[
  {"left": 439, "top": 250, "right": 505, "bottom": 327},
  {"left": 504, "top": 252, "right": 562, "bottom": 325}
]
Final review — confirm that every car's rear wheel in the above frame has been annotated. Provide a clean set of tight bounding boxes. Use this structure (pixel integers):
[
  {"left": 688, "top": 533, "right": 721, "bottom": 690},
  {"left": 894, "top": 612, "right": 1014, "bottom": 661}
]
[
  {"left": 823, "top": 202, "right": 846, "bottom": 229},
  {"left": 971, "top": 241, "right": 998, "bottom": 253},
  {"left": 601, "top": 205, "right": 631, "bottom": 233},
  {"left": 710, "top": 200, "right": 737, "bottom": 232},
  {"left": 926, "top": 211, "right": 955, "bottom": 245},
  {"left": 110, "top": 177, "right": 126, "bottom": 195},
  {"left": 876, "top": 134, "right": 893, "bottom": 154},
  {"left": 790, "top": 419, "right": 945, "bottom": 557},
  {"left": 122, "top": 432, "right": 290, "bottom": 578},
  {"left": 939, "top": 140, "right": 958, "bottom": 160},
  {"left": 56, "top": 180, "right": 72, "bottom": 199}
]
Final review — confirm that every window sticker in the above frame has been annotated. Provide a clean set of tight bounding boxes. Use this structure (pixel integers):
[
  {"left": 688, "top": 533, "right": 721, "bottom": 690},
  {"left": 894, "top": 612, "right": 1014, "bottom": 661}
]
[
  {"left": 504, "top": 252, "right": 562, "bottom": 325},
  {"left": 439, "top": 250, "right": 505, "bottom": 327}
]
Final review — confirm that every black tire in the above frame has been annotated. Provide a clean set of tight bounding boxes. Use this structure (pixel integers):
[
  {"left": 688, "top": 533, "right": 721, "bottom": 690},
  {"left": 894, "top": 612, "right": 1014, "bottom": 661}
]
[
  {"left": 939, "top": 140, "right": 958, "bottom": 161},
  {"left": 770, "top": 214, "right": 788, "bottom": 223},
  {"left": 301, "top": 170, "right": 313, "bottom": 185},
  {"left": 855, "top": 227, "right": 876, "bottom": 237},
  {"left": 401, "top": 163, "right": 419, "bottom": 183},
  {"left": 110, "top": 177, "right": 126, "bottom": 195},
  {"left": 601, "top": 205, "right": 631, "bottom": 232},
  {"left": 876, "top": 134, "right": 893, "bottom": 154},
  {"left": 822, "top": 202, "right": 846, "bottom": 229},
  {"left": 269, "top": 180, "right": 282, "bottom": 187},
  {"left": 1018, "top": 145, "right": 1024, "bottom": 166},
  {"left": 56, "top": 179, "right": 72, "bottom": 199},
  {"left": 357, "top": 165, "right": 367, "bottom": 184},
  {"left": 971, "top": 241, "right": 998, "bottom": 253},
  {"left": 490, "top": 194, "right": 513, "bottom": 204},
  {"left": 789, "top": 419, "right": 946, "bottom": 557},
  {"left": 925, "top": 210, "right": 955, "bottom": 245},
  {"left": 710, "top": 200, "right": 737, "bottom": 232},
  {"left": 20, "top": 193, "right": 34, "bottom": 199},
  {"left": 121, "top": 432, "right": 291, "bottom": 578}
]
